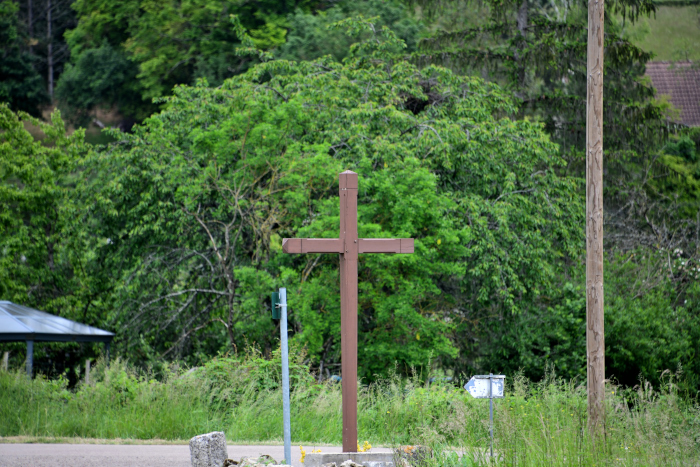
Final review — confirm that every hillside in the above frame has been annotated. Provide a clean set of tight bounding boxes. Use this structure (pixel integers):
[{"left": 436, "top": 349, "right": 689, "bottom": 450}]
[{"left": 626, "top": 5, "right": 700, "bottom": 61}]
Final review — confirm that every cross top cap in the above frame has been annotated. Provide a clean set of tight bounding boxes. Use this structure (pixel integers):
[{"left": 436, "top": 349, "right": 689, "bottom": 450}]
[{"left": 339, "top": 170, "right": 358, "bottom": 189}]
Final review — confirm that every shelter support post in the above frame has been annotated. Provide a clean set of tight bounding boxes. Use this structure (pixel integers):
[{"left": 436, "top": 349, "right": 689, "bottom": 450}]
[
  {"left": 105, "top": 342, "right": 111, "bottom": 364},
  {"left": 26, "top": 340, "right": 33, "bottom": 378},
  {"left": 2, "top": 351, "right": 8, "bottom": 371}
]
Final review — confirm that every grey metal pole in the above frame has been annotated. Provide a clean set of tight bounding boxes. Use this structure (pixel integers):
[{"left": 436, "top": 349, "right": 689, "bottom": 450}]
[
  {"left": 280, "top": 287, "right": 292, "bottom": 464},
  {"left": 489, "top": 373, "right": 493, "bottom": 458},
  {"left": 26, "top": 340, "right": 33, "bottom": 378}
]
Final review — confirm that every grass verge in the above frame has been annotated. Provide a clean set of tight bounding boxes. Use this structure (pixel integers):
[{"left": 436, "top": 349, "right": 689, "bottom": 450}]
[{"left": 1, "top": 354, "right": 698, "bottom": 465}]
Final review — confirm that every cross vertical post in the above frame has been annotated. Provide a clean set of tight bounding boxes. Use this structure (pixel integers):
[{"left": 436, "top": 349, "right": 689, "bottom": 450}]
[
  {"left": 283, "top": 170, "right": 414, "bottom": 452},
  {"left": 339, "top": 171, "right": 359, "bottom": 452}
]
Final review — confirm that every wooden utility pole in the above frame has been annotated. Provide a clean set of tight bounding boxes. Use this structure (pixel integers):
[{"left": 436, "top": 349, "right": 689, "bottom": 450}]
[
  {"left": 283, "top": 171, "right": 414, "bottom": 452},
  {"left": 586, "top": 0, "right": 605, "bottom": 436}
]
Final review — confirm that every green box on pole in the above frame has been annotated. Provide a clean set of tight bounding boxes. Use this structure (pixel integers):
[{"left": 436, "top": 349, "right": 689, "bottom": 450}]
[{"left": 271, "top": 292, "right": 280, "bottom": 320}]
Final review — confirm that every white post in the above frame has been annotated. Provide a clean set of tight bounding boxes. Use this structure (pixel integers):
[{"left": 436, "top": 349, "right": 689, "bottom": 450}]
[
  {"left": 280, "top": 288, "right": 292, "bottom": 464},
  {"left": 85, "top": 359, "right": 91, "bottom": 385},
  {"left": 2, "top": 351, "right": 8, "bottom": 371}
]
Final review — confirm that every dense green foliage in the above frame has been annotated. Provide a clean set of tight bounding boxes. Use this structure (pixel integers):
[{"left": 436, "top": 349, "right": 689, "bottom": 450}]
[
  {"left": 54, "top": 0, "right": 423, "bottom": 122},
  {"left": 0, "top": 1, "right": 49, "bottom": 115},
  {"left": 2, "top": 358, "right": 698, "bottom": 465},
  {"left": 1, "top": 0, "right": 699, "bottom": 396},
  {"left": 56, "top": 0, "right": 326, "bottom": 119},
  {"left": 411, "top": 0, "right": 700, "bottom": 254},
  {"left": 70, "top": 21, "right": 582, "bottom": 381},
  {"left": 0, "top": 104, "right": 89, "bottom": 313},
  {"left": 278, "top": 0, "right": 423, "bottom": 62},
  {"left": 409, "top": 0, "right": 700, "bottom": 390}
]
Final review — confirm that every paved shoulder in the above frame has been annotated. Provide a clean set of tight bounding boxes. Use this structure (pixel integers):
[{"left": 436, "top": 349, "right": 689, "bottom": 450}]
[{"left": 0, "top": 443, "right": 393, "bottom": 467}]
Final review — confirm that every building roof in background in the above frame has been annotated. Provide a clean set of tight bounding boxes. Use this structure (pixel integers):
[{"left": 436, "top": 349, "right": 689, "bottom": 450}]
[
  {"left": 645, "top": 61, "right": 700, "bottom": 127},
  {"left": 0, "top": 301, "right": 114, "bottom": 342}
]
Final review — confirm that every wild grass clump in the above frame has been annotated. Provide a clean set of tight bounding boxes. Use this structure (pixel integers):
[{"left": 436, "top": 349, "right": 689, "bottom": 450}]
[
  {"left": 1, "top": 353, "right": 698, "bottom": 465},
  {"left": 0, "top": 358, "right": 224, "bottom": 439}
]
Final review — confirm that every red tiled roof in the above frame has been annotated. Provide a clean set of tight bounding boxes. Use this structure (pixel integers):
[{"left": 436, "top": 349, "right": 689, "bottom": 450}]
[{"left": 645, "top": 61, "right": 700, "bottom": 127}]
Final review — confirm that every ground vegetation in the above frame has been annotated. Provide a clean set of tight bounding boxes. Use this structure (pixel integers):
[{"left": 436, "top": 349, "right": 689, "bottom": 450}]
[{"left": 1, "top": 357, "right": 698, "bottom": 466}]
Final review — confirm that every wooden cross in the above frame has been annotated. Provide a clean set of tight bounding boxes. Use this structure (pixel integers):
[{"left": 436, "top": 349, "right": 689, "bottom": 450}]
[{"left": 283, "top": 170, "right": 414, "bottom": 452}]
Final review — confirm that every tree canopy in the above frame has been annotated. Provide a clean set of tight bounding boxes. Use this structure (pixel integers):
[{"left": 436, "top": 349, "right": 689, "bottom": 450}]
[{"left": 68, "top": 20, "right": 582, "bottom": 379}]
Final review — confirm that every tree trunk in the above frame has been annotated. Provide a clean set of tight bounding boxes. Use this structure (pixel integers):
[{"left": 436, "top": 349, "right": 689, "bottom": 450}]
[
  {"left": 47, "top": 0, "right": 54, "bottom": 99},
  {"left": 27, "top": 0, "right": 33, "bottom": 51},
  {"left": 517, "top": 0, "right": 528, "bottom": 35},
  {"left": 585, "top": 0, "right": 605, "bottom": 438},
  {"left": 515, "top": 0, "right": 528, "bottom": 90}
]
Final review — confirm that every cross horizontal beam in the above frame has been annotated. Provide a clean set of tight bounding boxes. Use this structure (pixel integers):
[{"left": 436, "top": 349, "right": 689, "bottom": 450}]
[{"left": 282, "top": 238, "right": 414, "bottom": 254}]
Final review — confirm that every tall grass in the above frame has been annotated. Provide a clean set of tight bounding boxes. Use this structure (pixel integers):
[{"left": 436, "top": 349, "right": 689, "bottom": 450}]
[
  {"left": 1, "top": 354, "right": 698, "bottom": 466},
  {"left": 0, "top": 359, "right": 226, "bottom": 439}
]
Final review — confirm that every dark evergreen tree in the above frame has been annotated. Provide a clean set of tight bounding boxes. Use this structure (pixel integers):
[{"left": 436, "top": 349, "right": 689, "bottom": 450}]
[
  {"left": 409, "top": 0, "right": 700, "bottom": 383},
  {"left": 0, "top": 1, "right": 49, "bottom": 115}
]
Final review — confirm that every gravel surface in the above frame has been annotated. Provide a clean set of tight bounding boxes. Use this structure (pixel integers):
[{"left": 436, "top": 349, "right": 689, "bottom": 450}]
[{"left": 0, "top": 443, "right": 393, "bottom": 467}]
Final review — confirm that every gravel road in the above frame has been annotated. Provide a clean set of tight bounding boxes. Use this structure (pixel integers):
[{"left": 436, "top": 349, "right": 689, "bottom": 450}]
[{"left": 0, "top": 443, "right": 393, "bottom": 467}]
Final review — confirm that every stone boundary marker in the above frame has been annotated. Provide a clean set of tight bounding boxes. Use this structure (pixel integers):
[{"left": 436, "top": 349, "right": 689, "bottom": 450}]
[
  {"left": 190, "top": 432, "right": 291, "bottom": 467},
  {"left": 190, "top": 432, "right": 228, "bottom": 467}
]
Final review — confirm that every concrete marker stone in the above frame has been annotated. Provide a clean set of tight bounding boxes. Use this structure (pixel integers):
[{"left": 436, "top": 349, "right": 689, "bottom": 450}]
[{"left": 189, "top": 431, "right": 228, "bottom": 467}]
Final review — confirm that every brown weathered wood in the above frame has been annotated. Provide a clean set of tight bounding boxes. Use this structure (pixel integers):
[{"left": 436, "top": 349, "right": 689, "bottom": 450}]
[
  {"left": 283, "top": 238, "right": 344, "bottom": 254},
  {"left": 586, "top": 0, "right": 605, "bottom": 437},
  {"left": 339, "top": 171, "right": 359, "bottom": 452},
  {"left": 282, "top": 238, "right": 302, "bottom": 254},
  {"left": 358, "top": 238, "right": 400, "bottom": 253},
  {"left": 283, "top": 170, "right": 414, "bottom": 452}
]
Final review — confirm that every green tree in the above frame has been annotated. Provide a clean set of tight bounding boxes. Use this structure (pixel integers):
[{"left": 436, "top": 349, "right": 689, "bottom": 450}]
[
  {"left": 55, "top": 41, "right": 148, "bottom": 123},
  {"left": 76, "top": 19, "right": 582, "bottom": 378},
  {"left": 0, "top": 1, "right": 49, "bottom": 115},
  {"left": 410, "top": 1, "right": 683, "bottom": 244},
  {"left": 0, "top": 103, "right": 89, "bottom": 318},
  {"left": 57, "top": 0, "right": 320, "bottom": 120},
  {"left": 409, "top": 0, "right": 700, "bottom": 386},
  {"left": 279, "top": 0, "right": 423, "bottom": 62}
]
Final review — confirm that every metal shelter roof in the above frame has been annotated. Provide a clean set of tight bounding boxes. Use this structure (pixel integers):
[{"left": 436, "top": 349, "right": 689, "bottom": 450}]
[{"left": 0, "top": 301, "right": 114, "bottom": 343}]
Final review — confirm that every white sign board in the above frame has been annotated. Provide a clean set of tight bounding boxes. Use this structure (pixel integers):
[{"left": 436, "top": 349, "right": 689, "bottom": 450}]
[{"left": 464, "top": 375, "right": 505, "bottom": 399}]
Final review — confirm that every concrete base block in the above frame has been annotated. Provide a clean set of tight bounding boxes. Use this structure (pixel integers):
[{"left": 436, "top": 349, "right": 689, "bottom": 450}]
[
  {"left": 236, "top": 455, "right": 291, "bottom": 467},
  {"left": 303, "top": 452, "right": 395, "bottom": 467}
]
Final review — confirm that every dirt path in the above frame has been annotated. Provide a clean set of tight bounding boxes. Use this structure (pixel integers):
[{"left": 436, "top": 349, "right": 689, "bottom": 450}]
[{"left": 0, "top": 442, "right": 393, "bottom": 467}]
